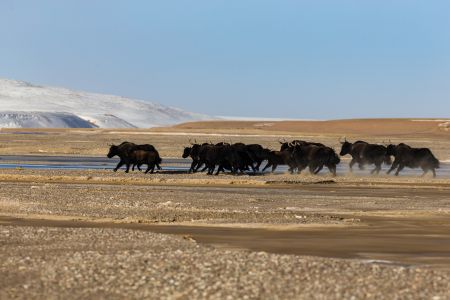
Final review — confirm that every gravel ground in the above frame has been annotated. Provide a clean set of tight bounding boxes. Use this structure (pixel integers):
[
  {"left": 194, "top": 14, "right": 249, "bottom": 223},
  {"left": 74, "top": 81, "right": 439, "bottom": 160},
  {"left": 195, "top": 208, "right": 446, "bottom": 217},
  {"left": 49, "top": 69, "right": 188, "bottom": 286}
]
[
  {"left": 1, "top": 170, "right": 449, "bottom": 225},
  {"left": 1, "top": 225, "right": 449, "bottom": 300},
  {"left": 1, "top": 168, "right": 450, "bottom": 299}
]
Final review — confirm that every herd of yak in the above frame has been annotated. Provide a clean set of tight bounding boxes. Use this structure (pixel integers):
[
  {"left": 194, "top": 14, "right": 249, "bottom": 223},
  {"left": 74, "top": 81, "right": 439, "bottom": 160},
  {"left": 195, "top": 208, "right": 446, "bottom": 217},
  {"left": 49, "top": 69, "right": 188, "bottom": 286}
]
[{"left": 107, "top": 139, "right": 440, "bottom": 177}]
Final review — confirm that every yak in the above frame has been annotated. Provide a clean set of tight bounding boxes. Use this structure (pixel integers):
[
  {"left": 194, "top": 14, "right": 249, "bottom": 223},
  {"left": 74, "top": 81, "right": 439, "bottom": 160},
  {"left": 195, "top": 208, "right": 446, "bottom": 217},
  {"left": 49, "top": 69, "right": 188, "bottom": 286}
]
[
  {"left": 262, "top": 149, "right": 296, "bottom": 173},
  {"left": 130, "top": 150, "right": 162, "bottom": 174},
  {"left": 291, "top": 144, "right": 340, "bottom": 176},
  {"left": 339, "top": 139, "right": 391, "bottom": 174},
  {"left": 107, "top": 141, "right": 161, "bottom": 172},
  {"left": 386, "top": 143, "right": 439, "bottom": 177},
  {"left": 202, "top": 144, "right": 238, "bottom": 175},
  {"left": 107, "top": 141, "right": 137, "bottom": 173},
  {"left": 245, "top": 144, "right": 271, "bottom": 171},
  {"left": 182, "top": 143, "right": 210, "bottom": 173}
]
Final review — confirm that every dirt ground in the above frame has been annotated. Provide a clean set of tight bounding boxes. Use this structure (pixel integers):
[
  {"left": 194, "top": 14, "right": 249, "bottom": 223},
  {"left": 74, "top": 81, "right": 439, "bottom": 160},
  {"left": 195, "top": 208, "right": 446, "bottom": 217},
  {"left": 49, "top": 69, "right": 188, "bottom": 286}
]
[{"left": 1, "top": 120, "right": 450, "bottom": 299}]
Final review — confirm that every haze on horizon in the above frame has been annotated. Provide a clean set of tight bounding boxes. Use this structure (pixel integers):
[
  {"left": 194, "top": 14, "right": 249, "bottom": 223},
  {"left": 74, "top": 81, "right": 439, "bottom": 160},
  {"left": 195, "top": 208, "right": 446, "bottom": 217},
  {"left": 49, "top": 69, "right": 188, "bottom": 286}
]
[{"left": 1, "top": 1, "right": 449, "bottom": 120}]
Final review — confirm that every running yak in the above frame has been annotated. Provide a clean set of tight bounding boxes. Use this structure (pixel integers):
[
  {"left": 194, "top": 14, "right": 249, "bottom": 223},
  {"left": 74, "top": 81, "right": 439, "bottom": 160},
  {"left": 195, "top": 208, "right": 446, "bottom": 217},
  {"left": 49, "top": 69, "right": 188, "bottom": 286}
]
[
  {"left": 182, "top": 140, "right": 210, "bottom": 173},
  {"left": 290, "top": 143, "right": 340, "bottom": 176},
  {"left": 263, "top": 140, "right": 339, "bottom": 175},
  {"left": 107, "top": 141, "right": 162, "bottom": 173},
  {"left": 386, "top": 143, "right": 439, "bottom": 177},
  {"left": 339, "top": 139, "right": 391, "bottom": 174},
  {"left": 183, "top": 141, "right": 270, "bottom": 174}
]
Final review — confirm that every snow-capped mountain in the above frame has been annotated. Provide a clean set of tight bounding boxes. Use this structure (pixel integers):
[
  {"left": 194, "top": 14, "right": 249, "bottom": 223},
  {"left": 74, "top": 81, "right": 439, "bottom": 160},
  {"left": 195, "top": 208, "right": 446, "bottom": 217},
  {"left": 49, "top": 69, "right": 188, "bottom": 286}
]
[{"left": 0, "top": 78, "right": 211, "bottom": 128}]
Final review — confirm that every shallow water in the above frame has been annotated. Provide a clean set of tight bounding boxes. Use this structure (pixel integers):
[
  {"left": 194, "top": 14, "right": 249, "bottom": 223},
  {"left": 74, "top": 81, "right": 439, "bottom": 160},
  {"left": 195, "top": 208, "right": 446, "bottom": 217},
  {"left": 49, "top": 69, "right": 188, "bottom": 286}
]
[{"left": 0, "top": 155, "right": 448, "bottom": 177}]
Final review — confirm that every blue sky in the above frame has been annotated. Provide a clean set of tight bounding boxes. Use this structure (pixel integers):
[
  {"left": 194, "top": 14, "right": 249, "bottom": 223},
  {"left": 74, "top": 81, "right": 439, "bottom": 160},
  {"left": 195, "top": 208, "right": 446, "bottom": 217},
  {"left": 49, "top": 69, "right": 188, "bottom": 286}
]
[{"left": 1, "top": 0, "right": 449, "bottom": 119}]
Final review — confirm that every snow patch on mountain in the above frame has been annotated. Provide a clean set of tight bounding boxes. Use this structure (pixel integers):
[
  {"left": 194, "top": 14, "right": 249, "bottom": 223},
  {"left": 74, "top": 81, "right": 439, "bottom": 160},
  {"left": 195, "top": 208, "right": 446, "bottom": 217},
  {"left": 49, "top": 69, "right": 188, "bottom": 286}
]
[
  {"left": 0, "top": 78, "right": 212, "bottom": 128},
  {"left": 0, "top": 111, "right": 97, "bottom": 128}
]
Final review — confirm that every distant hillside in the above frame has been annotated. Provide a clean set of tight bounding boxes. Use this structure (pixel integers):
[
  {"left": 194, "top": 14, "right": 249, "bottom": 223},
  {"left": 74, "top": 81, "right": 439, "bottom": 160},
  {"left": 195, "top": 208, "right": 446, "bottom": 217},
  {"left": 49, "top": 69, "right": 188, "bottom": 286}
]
[
  {"left": 0, "top": 78, "right": 212, "bottom": 128},
  {"left": 165, "top": 119, "right": 450, "bottom": 137}
]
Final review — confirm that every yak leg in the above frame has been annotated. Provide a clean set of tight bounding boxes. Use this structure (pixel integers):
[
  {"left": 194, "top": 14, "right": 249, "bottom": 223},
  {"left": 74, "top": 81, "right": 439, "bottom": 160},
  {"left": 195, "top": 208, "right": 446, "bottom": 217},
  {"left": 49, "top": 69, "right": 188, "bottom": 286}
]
[
  {"left": 287, "top": 166, "right": 295, "bottom": 174},
  {"left": 297, "top": 164, "right": 307, "bottom": 174},
  {"left": 271, "top": 164, "right": 278, "bottom": 173},
  {"left": 371, "top": 163, "right": 381, "bottom": 175},
  {"left": 156, "top": 163, "right": 162, "bottom": 170},
  {"left": 131, "top": 163, "right": 141, "bottom": 171},
  {"left": 387, "top": 160, "right": 399, "bottom": 174},
  {"left": 189, "top": 160, "right": 198, "bottom": 173},
  {"left": 206, "top": 163, "right": 213, "bottom": 175},
  {"left": 194, "top": 163, "right": 205, "bottom": 172},
  {"left": 150, "top": 163, "right": 156, "bottom": 174},
  {"left": 308, "top": 163, "right": 320, "bottom": 174},
  {"left": 314, "top": 164, "right": 324, "bottom": 175},
  {"left": 144, "top": 164, "right": 151, "bottom": 174},
  {"left": 376, "top": 163, "right": 382, "bottom": 174},
  {"left": 375, "top": 165, "right": 381, "bottom": 174},
  {"left": 215, "top": 165, "right": 223, "bottom": 176},
  {"left": 329, "top": 165, "right": 337, "bottom": 177},
  {"left": 209, "top": 164, "right": 216, "bottom": 175},
  {"left": 421, "top": 168, "right": 429, "bottom": 177},
  {"left": 349, "top": 159, "right": 357, "bottom": 172},
  {"left": 114, "top": 160, "right": 125, "bottom": 172},
  {"left": 255, "top": 160, "right": 263, "bottom": 171},
  {"left": 432, "top": 168, "right": 436, "bottom": 178},
  {"left": 325, "top": 164, "right": 336, "bottom": 176},
  {"left": 125, "top": 162, "right": 131, "bottom": 173},
  {"left": 195, "top": 162, "right": 207, "bottom": 173},
  {"left": 394, "top": 164, "right": 405, "bottom": 176},
  {"left": 262, "top": 162, "right": 272, "bottom": 172}
]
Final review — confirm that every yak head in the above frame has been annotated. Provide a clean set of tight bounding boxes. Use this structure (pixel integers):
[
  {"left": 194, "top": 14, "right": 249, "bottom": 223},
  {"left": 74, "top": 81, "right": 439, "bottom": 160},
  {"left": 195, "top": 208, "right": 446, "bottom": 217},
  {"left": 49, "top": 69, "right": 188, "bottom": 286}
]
[
  {"left": 107, "top": 145, "right": 119, "bottom": 158},
  {"left": 339, "top": 139, "right": 352, "bottom": 156},
  {"left": 279, "top": 142, "right": 291, "bottom": 151},
  {"left": 182, "top": 146, "right": 192, "bottom": 158}
]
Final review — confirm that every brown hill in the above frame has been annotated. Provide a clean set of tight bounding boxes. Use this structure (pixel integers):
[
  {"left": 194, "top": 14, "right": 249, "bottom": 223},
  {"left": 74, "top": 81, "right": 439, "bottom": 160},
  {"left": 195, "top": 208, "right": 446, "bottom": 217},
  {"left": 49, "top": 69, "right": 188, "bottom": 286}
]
[{"left": 163, "top": 119, "right": 450, "bottom": 138}]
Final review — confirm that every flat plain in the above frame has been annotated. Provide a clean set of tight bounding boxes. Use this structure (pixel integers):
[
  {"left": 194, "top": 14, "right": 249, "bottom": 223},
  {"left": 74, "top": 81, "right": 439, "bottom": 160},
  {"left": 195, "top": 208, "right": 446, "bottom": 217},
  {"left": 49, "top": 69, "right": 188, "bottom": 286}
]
[{"left": 1, "top": 119, "right": 450, "bottom": 299}]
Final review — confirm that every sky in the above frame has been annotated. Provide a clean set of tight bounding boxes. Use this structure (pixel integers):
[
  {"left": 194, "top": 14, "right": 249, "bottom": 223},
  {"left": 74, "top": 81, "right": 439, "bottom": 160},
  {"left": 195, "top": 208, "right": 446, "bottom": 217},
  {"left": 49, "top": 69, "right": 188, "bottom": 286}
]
[{"left": 0, "top": 0, "right": 449, "bottom": 119}]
